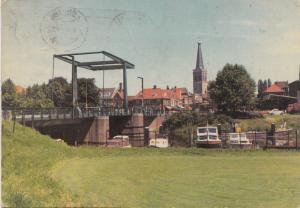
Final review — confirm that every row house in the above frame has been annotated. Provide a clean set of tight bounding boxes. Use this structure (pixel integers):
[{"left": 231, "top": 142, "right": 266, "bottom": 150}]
[
  {"left": 128, "top": 86, "right": 192, "bottom": 110},
  {"left": 98, "top": 83, "right": 123, "bottom": 107}
]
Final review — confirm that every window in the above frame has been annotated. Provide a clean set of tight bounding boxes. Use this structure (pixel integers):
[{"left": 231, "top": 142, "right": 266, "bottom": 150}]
[
  {"left": 208, "top": 128, "right": 217, "bottom": 133},
  {"left": 198, "top": 128, "right": 206, "bottom": 133},
  {"left": 198, "top": 136, "right": 207, "bottom": 140}
]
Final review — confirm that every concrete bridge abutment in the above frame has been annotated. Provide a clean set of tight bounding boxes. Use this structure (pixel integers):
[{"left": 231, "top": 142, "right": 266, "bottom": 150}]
[
  {"left": 22, "top": 113, "right": 164, "bottom": 147},
  {"left": 84, "top": 116, "right": 109, "bottom": 144}
]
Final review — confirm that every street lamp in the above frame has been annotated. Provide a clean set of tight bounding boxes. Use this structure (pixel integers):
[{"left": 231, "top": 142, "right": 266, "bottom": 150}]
[
  {"left": 137, "top": 76, "right": 144, "bottom": 107},
  {"left": 85, "top": 79, "right": 88, "bottom": 109}
]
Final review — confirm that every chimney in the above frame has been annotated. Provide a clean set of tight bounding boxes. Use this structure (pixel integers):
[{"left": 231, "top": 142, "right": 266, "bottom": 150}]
[
  {"left": 153, "top": 85, "right": 157, "bottom": 89},
  {"left": 119, "top": 83, "right": 122, "bottom": 91},
  {"left": 166, "top": 85, "right": 169, "bottom": 90}
]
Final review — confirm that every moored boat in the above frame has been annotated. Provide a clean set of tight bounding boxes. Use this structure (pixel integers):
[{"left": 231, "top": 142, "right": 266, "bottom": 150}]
[
  {"left": 227, "top": 132, "right": 252, "bottom": 148},
  {"left": 195, "top": 126, "right": 222, "bottom": 148},
  {"left": 149, "top": 133, "right": 169, "bottom": 148}
]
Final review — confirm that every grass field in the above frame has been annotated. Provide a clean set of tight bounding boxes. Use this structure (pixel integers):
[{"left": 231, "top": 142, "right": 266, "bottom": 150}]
[{"left": 2, "top": 121, "right": 300, "bottom": 207}]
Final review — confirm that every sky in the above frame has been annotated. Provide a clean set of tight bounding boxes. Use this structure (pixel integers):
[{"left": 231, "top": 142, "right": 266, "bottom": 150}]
[{"left": 2, "top": 0, "right": 300, "bottom": 95}]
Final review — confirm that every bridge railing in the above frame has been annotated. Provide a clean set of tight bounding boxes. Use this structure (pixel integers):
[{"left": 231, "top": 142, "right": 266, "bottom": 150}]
[
  {"left": 2, "top": 108, "right": 75, "bottom": 122},
  {"left": 2, "top": 106, "right": 167, "bottom": 121}
]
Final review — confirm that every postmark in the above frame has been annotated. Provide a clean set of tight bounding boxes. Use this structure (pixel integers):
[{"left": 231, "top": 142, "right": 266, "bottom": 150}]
[{"left": 40, "top": 7, "right": 88, "bottom": 51}]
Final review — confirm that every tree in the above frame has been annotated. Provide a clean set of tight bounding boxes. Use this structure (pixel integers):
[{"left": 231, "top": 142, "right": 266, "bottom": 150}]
[
  {"left": 208, "top": 63, "right": 256, "bottom": 112},
  {"left": 267, "top": 78, "right": 272, "bottom": 88},
  {"left": 77, "top": 78, "right": 100, "bottom": 107},
  {"left": 257, "top": 79, "right": 264, "bottom": 97},
  {"left": 263, "top": 80, "right": 268, "bottom": 91},
  {"left": 25, "top": 83, "right": 54, "bottom": 108},
  {"left": 2, "top": 79, "right": 17, "bottom": 107},
  {"left": 47, "top": 77, "right": 72, "bottom": 107}
]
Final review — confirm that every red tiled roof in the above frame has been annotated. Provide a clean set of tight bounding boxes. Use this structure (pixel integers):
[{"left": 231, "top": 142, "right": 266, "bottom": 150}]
[
  {"left": 264, "top": 84, "right": 285, "bottom": 93},
  {"left": 133, "top": 88, "right": 186, "bottom": 100},
  {"left": 128, "top": 96, "right": 137, "bottom": 101},
  {"left": 128, "top": 87, "right": 189, "bottom": 102},
  {"left": 135, "top": 88, "right": 166, "bottom": 99},
  {"left": 16, "top": 85, "right": 25, "bottom": 94}
]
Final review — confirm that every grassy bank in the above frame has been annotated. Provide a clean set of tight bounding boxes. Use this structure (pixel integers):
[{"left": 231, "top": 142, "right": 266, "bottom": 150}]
[
  {"left": 238, "top": 114, "right": 300, "bottom": 131},
  {"left": 2, "top": 121, "right": 300, "bottom": 207}
]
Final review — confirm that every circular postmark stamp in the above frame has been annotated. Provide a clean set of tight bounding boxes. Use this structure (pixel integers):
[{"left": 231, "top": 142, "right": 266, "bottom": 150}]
[{"left": 40, "top": 7, "right": 88, "bottom": 51}]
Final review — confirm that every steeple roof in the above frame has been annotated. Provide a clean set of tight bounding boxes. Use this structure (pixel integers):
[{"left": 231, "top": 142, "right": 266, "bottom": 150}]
[{"left": 195, "top": 42, "right": 204, "bottom": 70}]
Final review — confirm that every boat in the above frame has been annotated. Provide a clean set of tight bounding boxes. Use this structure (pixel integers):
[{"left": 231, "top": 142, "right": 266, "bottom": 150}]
[
  {"left": 149, "top": 134, "right": 169, "bottom": 148},
  {"left": 195, "top": 126, "right": 222, "bottom": 148},
  {"left": 227, "top": 133, "right": 252, "bottom": 148}
]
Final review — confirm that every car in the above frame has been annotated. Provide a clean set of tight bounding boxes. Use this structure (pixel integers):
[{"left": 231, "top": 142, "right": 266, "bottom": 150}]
[
  {"left": 107, "top": 135, "right": 131, "bottom": 147},
  {"left": 287, "top": 102, "right": 300, "bottom": 114},
  {"left": 268, "top": 109, "right": 284, "bottom": 115}
]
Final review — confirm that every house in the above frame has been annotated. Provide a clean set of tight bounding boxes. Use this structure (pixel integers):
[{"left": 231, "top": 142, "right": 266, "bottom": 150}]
[
  {"left": 15, "top": 85, "right": 26, "bottom": 94},
  {"left": 289, "top": 80, "right": 300, "bottom": 101},
  {"left": 263, "top": 83, "right": 287, "bottom": 96},
  {"left": 98, "top": 83, "right": 123, "bottom": 107},
  {"left": 288, "top": 68, "right": 300, "bottom": 101},
  {"left": 128, "top": 86, "right": 192, "bottom": 110},
  {"left": 260, "top": 81, "right": 296, "bottom": 110},
  {"left": 274, "top": 81, "right": 289, "bottom": 94}
]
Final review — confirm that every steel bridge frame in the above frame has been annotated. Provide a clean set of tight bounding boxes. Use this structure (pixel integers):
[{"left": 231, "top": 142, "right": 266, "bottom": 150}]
[{"left": 53, "top": 51, "right": 135, "bottom": 110}]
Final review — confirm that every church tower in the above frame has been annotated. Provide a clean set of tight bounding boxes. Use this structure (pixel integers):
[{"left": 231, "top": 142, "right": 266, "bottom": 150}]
[{"left": 193, "top": 42, "right": 208, "bottom": 96}]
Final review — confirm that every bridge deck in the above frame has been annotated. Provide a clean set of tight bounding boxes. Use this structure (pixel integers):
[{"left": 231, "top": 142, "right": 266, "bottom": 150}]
[{"left": 2, "top": 107, "right": 166, "bottom": 122}]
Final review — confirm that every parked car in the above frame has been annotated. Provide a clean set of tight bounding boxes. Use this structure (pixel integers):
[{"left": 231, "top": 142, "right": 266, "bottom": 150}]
[
  {"left": 107, "top": 135, "right": 131, "bottom": 147},
  {"left": 268, "top": 109, "right": 284, "bottom": 115},
  {"left": 287, "top": 102, "right": 300, "bottom": 114}
]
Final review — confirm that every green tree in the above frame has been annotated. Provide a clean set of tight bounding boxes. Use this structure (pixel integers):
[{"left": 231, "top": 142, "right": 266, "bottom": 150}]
[
  {"left": 47, "top": 77, "right": 72, "bottom": 107},
  {"left": 208, "top": 63, "right": 256, "bottom": 112},
  {"left": 25, "top": 84, "right": 54, "bottom": 108},
  {"left": 263, "top": 80, "right": 268, "bottom": 91},
  {"left": 267, "top": 78, "right": 272, "bottom": 88},
  {"left": 257, "top": 79, "right": 263, "bottom": 97},
  {"left": 77, "top": 78, "right": 99, "bottom": 107},
  {"left": 2, "top": 79, "right": 17, "bottom": 107}
]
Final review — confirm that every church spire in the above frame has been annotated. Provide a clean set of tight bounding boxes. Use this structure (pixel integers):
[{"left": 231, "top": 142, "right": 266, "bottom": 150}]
[{"left": 196, "top": 42, "right": 204, "bottom": 70}]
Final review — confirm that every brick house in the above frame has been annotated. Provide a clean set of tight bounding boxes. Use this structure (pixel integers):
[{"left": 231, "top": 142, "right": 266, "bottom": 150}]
[
  {"left": 263, "top": 83, "right": 287, "bottom": 96},
  {"left": 129, "top": 86, "right": 192, "bottom": 110},
  {"left": 98, "top": 83, "right": 123, "bottom": 107}
]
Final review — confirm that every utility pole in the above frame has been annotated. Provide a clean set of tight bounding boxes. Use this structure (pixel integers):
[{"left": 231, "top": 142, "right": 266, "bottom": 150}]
[{"left": 137, "top": 76, "right": 144, "bottom": 107}]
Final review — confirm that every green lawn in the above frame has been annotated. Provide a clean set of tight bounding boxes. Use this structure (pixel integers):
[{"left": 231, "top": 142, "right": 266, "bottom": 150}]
[{"left": 2, "top": 121, "right": 300, "bottom": 207}]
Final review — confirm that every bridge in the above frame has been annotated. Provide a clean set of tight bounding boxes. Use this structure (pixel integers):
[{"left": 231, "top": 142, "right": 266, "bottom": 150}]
[
  {"left": 2, "top": 107, "right": 167, "bottom": 147},
  {"left": 3, "top": 51, "right": 168, "bottom": 147}
]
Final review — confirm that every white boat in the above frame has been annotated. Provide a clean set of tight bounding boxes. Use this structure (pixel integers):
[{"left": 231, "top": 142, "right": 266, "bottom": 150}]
[
  {"left": 228, "top": 133, "right": 251, "bottom": 148},
  {"left": 149, "top": 135, "right": 169, "bottom": 148},
  {"left": 195, "top": 126, "right": 222, "bottom": 148}
]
